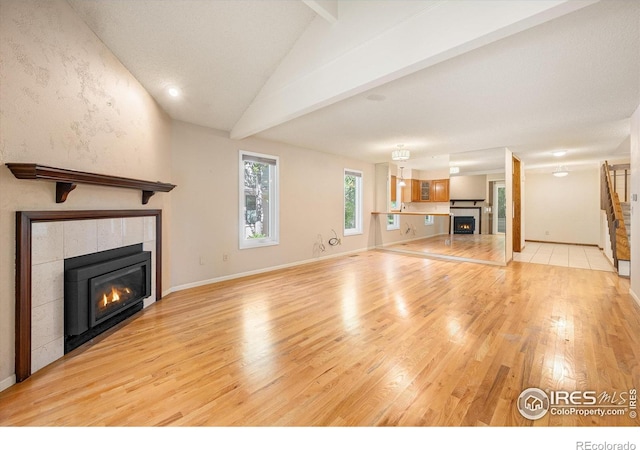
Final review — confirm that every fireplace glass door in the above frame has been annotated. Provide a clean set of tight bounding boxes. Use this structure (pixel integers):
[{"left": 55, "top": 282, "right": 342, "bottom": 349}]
[{"left": 90, "top": 264, "right": 148, "bottom": 326}]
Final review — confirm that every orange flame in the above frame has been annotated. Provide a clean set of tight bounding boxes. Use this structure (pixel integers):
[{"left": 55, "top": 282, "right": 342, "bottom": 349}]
[{"left": 101, "top": 286, "right": 132, "bottom": 309}]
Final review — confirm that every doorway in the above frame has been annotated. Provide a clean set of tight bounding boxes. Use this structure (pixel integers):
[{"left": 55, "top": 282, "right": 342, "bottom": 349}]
[{"left": 493, "top": 181, "right": 506, "bottom": 234}]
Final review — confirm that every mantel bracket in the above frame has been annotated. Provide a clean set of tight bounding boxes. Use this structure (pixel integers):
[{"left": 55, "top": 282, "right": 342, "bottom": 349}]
[
  {"left": 56, "top": 182, "right": 77, "bottom": 203},
  {"left": 142, "top": 190, "right": 156, "bottom": 205}
]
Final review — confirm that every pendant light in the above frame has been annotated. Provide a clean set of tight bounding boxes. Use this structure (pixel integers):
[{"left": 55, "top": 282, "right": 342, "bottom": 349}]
[{"left": 398, "top": 167, "right": 407, "bottom": 187}]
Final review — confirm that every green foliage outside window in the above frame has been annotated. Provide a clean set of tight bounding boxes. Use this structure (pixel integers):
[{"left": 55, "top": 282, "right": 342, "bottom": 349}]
[
  {"left": 244, "top": 161, "right": 271, "bottom": 239},
  {"left": 344, "top": 174, "right": 356, "bottom": 229}
]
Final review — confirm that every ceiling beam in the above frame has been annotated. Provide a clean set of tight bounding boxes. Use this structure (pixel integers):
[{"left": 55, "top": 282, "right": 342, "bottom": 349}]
[
  {"left": 231, "top": 0, "right": 599, "bottom": 140},
  {"left": 302, "top": 0, "right": 338, "bottom": 25}
]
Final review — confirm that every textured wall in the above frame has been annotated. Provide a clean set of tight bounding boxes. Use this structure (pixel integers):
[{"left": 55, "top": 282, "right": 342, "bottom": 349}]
[{"left": 0, "top": 0, "right": 172, "bottom": 388}]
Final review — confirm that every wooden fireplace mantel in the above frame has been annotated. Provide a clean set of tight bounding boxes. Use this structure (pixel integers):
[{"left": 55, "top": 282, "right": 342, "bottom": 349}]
[{"left": 6, "top": 163, "right": 176, "bottom": 205}]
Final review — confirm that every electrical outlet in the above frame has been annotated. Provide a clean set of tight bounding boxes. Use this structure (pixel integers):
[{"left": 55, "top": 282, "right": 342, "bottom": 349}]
[
  {"left": 223, "top": 253, "right": 229, "bottom": 262},
  {"left": 199, "top": 256, "right": 206, "bottom": 265},
  {"left": 545, "top": 231, "right": 550, "bottom": 236}
]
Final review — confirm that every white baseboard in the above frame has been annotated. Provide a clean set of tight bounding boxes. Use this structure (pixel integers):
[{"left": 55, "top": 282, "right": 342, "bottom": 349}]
[
  {"left": 0, "top": 374, "right": 16, "bottom": 393},
  {"left": 630, "top": 288, "right": 640, "bottom": 309},
  {"left": 618, "top": 260, "right": 631, "bottom": 277},
  {"left": 604, "top": 252, "right": 615, "bottom": 266},
  {"left": 169, "top": 246, "right": 371, "bottom": 294}
]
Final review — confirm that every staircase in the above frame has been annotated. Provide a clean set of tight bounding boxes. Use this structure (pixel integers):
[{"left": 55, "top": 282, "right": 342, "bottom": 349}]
[
  {"left": 602, "top": 161, "right": 631, "bottom": 277},
  {"left": 621, "top": 201, "right": 631, "bottom": 246}
]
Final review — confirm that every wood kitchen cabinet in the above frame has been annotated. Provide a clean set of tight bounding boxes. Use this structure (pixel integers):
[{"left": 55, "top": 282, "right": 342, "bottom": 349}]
[
  {"left": 409, "top": 179, "right": 422, "bottom": 202},
  {"left": 431, "top": 179, "right": 449, "bottom": 202},
  {"left": 390, "top": 175, "right": 397, "bottom": 203},
  {"left": 419, "top": 180, "right": 431, "bottom": 201},
  {"left": 403, "top": 178, "right": 450, "bottom": 202}
]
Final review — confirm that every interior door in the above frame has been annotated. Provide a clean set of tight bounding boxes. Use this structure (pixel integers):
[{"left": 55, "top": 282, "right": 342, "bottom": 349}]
[{"left": 512, "top": 156, "right": 522, "bottom": 252}]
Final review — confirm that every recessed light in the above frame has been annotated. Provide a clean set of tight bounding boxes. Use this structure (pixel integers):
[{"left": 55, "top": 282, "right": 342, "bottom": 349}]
[
  {"left": 552, "top": 150, "right": 566, "bottom": 157},
  {"left": 168, "top": 87, "right": 180, "bottom": 97},
  {"left": 365, "top": 93, "right": 386, "bottom": 102}
]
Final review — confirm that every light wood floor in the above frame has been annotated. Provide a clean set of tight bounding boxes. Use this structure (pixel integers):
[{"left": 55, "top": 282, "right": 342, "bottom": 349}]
[
  {"left": 385, "top": 233, "right": 506, "bottom": 264},
  {"left": 1, "top": 251, "right": 639, "bottom": 426}
]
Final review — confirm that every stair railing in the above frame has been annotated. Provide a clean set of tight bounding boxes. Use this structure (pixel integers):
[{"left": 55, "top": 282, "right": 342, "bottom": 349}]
[{"left": 602, "top": 161, "right": 630, "bottom": 270}]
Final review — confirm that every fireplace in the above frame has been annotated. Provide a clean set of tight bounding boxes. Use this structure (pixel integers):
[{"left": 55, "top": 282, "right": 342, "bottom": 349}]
[
  {"left": 454, "top": 216, "right": 475, "bottom": 234},
  {"left": 64, "top": 244, "right": 151, "bottom": 353}
]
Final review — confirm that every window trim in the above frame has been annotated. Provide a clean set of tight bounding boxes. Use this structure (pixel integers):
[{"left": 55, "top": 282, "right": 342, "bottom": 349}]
[
  {"left": 425, "top": 215, "right": 434, "bottom": 226},
  {"left": 387, "top": 214, "right": 400, "bottom": 231},
  {"left": 344, "top": 169, "right": 363, "bottom": 236},
  {"left": 239, "top": 150, "right": 280, "bottom": 249}
]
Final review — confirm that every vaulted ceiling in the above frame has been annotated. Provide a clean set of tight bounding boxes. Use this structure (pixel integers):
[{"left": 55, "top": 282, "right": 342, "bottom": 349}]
[{"left": 68, "top": 0, "right": 640, "bottom": 174}]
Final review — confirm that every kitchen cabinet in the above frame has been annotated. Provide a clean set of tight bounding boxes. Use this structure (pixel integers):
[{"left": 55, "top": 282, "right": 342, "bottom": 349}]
[
  {"left": 403, "top": 178, "right": 449, "bottom": 202},
  {"left": 390, "top": 175, "right": 397, "bottom": 203},
  {"left": 408, "top": 179, "right": 420, "bottom": 202},
  {"left": 419, "top": 180, "right": 431, "bottom": 201},
  {"left": 431, "top": 179, "right": 449, "bottom": 202}
]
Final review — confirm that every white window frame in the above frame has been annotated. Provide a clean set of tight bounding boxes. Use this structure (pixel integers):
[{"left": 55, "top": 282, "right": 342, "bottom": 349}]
[
  {"left": 344, "top": 169, "right": 363, "bottom": 236},
  {"left": 239, "top": 150, "right": 279, "bottom": 249},
  {"left": 387, "top": 214, "right": 400, "bottom": 231},
  {"left": 425, "top": 215, "right": 434, "bottom": 226}
]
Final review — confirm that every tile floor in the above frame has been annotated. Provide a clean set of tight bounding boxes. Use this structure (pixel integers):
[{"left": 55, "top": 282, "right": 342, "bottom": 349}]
[{"left": 513, "top": 241, "right": 615, "bottom": 272}]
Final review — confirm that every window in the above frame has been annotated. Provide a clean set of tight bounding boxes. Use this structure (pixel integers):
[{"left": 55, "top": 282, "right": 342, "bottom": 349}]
[
  {"left": 239, "top": 151, "right": 279, "bottom": 249},
  {"left": 344, "top": 169, "right": 363, "bottom": 235},
  {"left": 425, "top": 215, "right": 434, "bottom": 226},
  {"left": 387, "top": 214, "right": 399, "bottom": 230}
]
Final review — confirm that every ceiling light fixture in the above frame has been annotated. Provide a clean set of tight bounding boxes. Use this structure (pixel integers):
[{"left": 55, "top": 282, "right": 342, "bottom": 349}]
[
  {"left": 168, "top": 87, "right": 180, "bottom": 97},
  {"left": 392, "top": 144, "right": 410, "bottom": 161},
  {"left": 552, "top": 150, "right": 566, "bottom": 157},
  {"left": 449, "top": 166, "right": 460, "bottom": 174},
  {"left": 553, "top": 166, "right": 569, "bottom": 177}
]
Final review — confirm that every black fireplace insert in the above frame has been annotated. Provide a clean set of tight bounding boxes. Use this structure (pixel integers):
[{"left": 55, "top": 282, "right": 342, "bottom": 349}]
[
  {"left": 454, "top": 216, "right": 476, "bottom": 234},
  {"left": 64, "top": 244, "right": 151, "bottom": 353}
]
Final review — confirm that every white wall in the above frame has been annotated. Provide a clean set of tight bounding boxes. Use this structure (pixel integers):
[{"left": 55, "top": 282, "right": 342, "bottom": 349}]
[
  {"left": 372, "top": 214, "right": 449, "bottom": 248},
  {"left": 524, "top": 167, "right": 600, "bottom": 245},
  {"left": 450, "top": 175, "right": 487, "bottom": 200},
  {"left": 0, "top": 0, "right": 172, "bottom": 390},
  {"left": 169, "top": 120, "right": 374, "bottom": 290},
  {"left": 375, "top": 163, "right": 390, "bottom": 212},
  {"left": 630, "top": 104, "right": 640, "bottom": 305}
]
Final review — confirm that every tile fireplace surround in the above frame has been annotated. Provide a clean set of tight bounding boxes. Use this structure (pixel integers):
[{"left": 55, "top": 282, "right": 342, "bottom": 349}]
[{"left": 14, "top": 210, "right": 163, "bottom": 382}]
